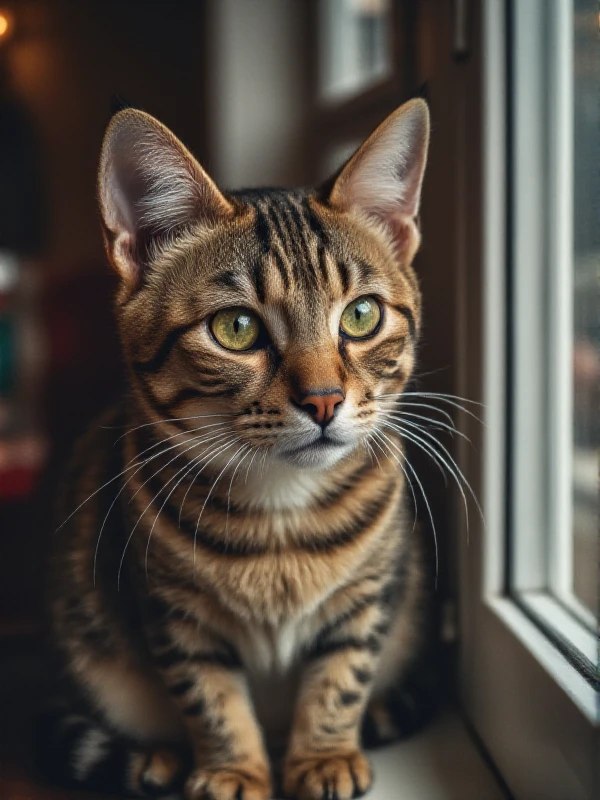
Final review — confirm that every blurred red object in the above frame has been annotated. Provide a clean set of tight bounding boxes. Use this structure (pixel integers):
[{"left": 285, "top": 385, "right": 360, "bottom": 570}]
[{"left": 0, "top": 433, "right": 47, "bottom": 498}]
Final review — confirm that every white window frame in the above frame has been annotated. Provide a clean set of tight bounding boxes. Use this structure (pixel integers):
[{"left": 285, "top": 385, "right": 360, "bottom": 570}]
[
  {"left": 458, "top": 2, "right": 599, "bottom": 799},
  {"left": 509, "top": 0, "right": 596, "bottom": 645}
]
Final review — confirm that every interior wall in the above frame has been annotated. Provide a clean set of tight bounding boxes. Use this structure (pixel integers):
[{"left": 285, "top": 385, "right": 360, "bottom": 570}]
[
  {"left": 206, "top": 0, "right": 310, "bottom": 189},
  {"left": 2, "top": 0, "right": 209, "bottom": 275}
]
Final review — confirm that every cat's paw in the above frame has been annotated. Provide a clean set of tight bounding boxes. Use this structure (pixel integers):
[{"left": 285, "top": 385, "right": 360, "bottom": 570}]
[
  {"left": 185, "top": 766, "right": 272, "bottom": 800},
  {"left": 283, "top": 750, "right": 372, "bottom": 800},
  {"left": 130, "top": 747, "right": 187, "bottom": 796}
]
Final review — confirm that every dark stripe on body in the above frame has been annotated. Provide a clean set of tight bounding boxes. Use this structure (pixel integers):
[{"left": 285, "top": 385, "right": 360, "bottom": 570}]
[
  {"left": 307, "top": 634, "right": 383, "bottom": 661},
  {"left": 133, "top": 321, "right": 198, "bottom": 374},
  {"left": 154, "top": 645, "right": 241, "bottom": 671},
  {"left": 135, "top": 462, "right": 395, "bottom": 557}
]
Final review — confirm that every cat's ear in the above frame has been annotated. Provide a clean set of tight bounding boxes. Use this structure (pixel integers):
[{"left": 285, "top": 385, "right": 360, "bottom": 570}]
[
  {"left": 328, "top": 98, "right": 429, "bottom": 264},
  {"left": 98, "top": 109, "right": 232, "bottom": 289}
]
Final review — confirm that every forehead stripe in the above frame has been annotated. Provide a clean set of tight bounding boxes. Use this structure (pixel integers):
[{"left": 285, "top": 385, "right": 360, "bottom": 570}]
[
  {"left": 253, "top": 204, "right": 272, "bottom": 253},
  {"left": 271, "top": 249, "right": 290, "bottom": 291},
  {"left": 251, "top": 259, "right": 266, "bottom": 303},
  {"left": 264, "top": 202, "right": 288, "bottom": 250},
  {"left": 213, "top": 270, "right": 245, "bottom": 291},
  {"left": 252, "top": 202, "right": 291, "bottom": 291},
  {"left": 336, "top": 259, "right": 351, "bottom": 294},
  {"left": 267, "top": 203, "right": 306, "bottom": 286},
  {"left": 355, "top": 258, "right": 375, "bottom": 281},
  {"left": 302, "top": 197, "right": 328, "bottom": 245},
  {"left": 317, "top": 245, "right": 330, "bottom": 283}
]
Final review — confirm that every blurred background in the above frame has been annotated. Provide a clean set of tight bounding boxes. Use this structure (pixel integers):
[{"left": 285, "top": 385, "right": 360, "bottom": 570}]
[{"left": 0, "top": 1, "right": 597, "bottom": 797}]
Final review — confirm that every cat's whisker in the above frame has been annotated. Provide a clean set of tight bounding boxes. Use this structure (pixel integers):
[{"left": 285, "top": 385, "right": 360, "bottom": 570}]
[
  {"left": 382, "top": 418, "right": 483, "bottom": 521},
  {"left": 372, "top": 427, "right": 438, "bottom": 584},
  {"left": 179, "top": 434, "right": 242, "bottom": 524},
  {"left": 382, "top": 411, "right": 473, "bottom": 446},
  {"left": 244, "top": 446, "right": 261, "bottom": 485},
  {"left": 379, "top": 409, "right": 454, "bottom": 437},
  {"left": 108, "top": 412, "right": 236, "bottom": 444},
  {"left": 92, "top": 428, "right": 234, "bottom": 583},
  {"left": 376, "top": 392, "right": 485, "bottom": 425},
  {"left": 143, "top": 451, "right": 210, "bottom": 581},
  {"left": 259, "top": 447, "right": 270, "bottom": 480},
  {"left": 193, "top": 441, "right": 247, "bottom": 578},
  {"left": 225, "top": 445, "right": 253, "bottom": 536},
  {"left": 144, "top": 429, "right": 245, "bottom": 563},
  {"left": 128, "top": 429, "right": 233, "bottom": 504},
  {"left": 118, "top": 433, "right": 242, "bottom": 589},
  {"left": 58, "top": 450, "right": 161, "bottom": 533},
  {"left": 99, "top": 428, "right": 234, "bottom": 581},
  {"left": 65, "top": 423, "right": 233, "bottom": 540},
  {"left": 362, "top": 435, "right": 380, "bottom": 470},
  {"left": 370, "top": 426, "right": 418, "bottom": 538},
  {"left": 384, "top": 390, "right": 484, "bottom": 406},
  {"left": 380, "top": 419, "right": 483, "bottom": 544},
  {"left": 143, "top": 427, "right": 249, "bottom": 577},
  {"left": 396, "top": 420, "right": 483, "bottom": 530},
  {"left": 391, "top": 423, "right": 449, "bottom": 487},
  {"left": 125, "top": 420, "right": 233, "bottom": 467},
  {"left": 376, "top": 400, "right": 455, "bottom": 427}
]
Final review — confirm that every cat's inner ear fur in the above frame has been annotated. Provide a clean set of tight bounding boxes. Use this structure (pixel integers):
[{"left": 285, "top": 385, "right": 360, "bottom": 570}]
[
  {"left": 328, "top": 98, "right": 430, "bottom": 265},
  {"left": 98, "top": 108, "right": 233, "bottom": 288}
]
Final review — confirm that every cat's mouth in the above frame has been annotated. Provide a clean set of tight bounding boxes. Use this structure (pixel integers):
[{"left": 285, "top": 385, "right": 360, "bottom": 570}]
[
  {"left": 277, "top": 434, "right": 353, "bottom": 468},
  {"left": 282, "top": 437, "right": 345, "bottom": 456}
]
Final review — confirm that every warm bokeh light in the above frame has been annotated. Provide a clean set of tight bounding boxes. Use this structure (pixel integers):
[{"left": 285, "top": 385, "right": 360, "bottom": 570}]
[{"left": 0, "top": 12, "right": 10, "bottom": 39}]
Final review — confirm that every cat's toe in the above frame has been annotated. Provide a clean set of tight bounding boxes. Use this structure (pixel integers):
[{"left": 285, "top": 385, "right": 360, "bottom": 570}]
[
  {"left": 185, "top": 766, "right": 272, "bottom": 800},
  {"left": 283, "top": 750, "right": 372, "bottom": 800}
]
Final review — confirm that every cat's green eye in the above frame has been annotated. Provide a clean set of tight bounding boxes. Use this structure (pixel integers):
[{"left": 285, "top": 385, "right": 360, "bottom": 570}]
[
  {"left": 211, "top": 307, "right": 261, "bottom": 351},
  {"left": 340, "top": 296, "right": 381, "bottom": 339}
]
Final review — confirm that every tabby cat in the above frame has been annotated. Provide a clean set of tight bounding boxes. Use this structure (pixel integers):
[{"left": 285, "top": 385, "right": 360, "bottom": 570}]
[{"left": 42, "top": 98, "right": 436, "bottom": 800}]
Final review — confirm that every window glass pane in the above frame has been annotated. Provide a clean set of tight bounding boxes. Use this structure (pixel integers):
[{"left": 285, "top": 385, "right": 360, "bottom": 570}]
[
  {"left": 570, "top": 0, "right": 599, "bottom": 621},
  {"left": 508, "top": 0, "right": 597, "bottom": 660},
  {"left": 320, "top": 0, "right": 392, "bottom": 101}
]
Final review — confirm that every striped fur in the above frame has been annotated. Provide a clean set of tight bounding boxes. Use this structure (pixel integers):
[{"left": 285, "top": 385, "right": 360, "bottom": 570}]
[{"left": 45, "top": 100, "right": 435, "bottom": 800}]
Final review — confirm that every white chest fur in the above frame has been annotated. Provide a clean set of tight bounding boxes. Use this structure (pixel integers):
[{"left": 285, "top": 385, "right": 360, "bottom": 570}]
[
  {"left": 235, "top": 461, "right": 325, "bottom": 512},
  {"left": 237, "top": 616, "right": 314, "bottom": 673}
]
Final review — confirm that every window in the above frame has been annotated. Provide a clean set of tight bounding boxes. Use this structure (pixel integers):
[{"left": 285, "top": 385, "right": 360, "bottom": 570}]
[
  {"left": 309, "top": 0, "right": 413, "bottom": 186},
  {"left": 459, "top": 2, "right": 598, "bottom": 798},
  {"left": 569, "top": 0, "right": 599, "bottom": 627},
  {"left": 319, "top": 0, "right": 392, "bottom": 101},
  {"left": 508, "top": 0, "right": 597, "bottom": 672}
]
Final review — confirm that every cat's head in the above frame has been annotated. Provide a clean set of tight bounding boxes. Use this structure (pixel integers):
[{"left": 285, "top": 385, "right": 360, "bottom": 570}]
[{"left": 98, "top": 100, "right": 429, "bottom": 470}]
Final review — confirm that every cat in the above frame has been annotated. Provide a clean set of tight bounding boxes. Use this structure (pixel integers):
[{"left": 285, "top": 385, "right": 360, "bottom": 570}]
[{"left": 41, "top": 98, "right": 437, "bottom": 800}]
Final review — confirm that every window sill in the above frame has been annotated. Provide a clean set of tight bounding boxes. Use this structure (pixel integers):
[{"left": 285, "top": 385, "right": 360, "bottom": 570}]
[
  {"left": 487, "top": 596, "right": 598, "bottom": 724},
  {"left": 356, "top": 711, "right": 507, "bottom": 800}
]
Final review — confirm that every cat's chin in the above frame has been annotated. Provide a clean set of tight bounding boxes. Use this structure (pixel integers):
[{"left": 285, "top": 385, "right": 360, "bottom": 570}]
[{"left": 276, "top": 439, "right": 355, "bottom": 470}]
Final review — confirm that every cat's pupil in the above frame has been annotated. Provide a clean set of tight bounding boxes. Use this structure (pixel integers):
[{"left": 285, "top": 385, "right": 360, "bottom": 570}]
[
  {"left": 234, "top": 318, "right": 240, "bottom": 334},
  {"left": 355, "top": 308, "right": 361, "bottom": 320}
]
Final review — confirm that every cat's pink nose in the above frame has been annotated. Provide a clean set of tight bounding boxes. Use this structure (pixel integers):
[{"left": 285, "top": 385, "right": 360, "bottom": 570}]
[{"left": 298, "top": 391, "right": 344, "bottom": 427}]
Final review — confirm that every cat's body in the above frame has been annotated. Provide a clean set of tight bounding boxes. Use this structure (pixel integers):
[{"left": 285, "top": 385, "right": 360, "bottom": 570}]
[{"left": 44, "top": 101, "right": 435, "bottom": 800}]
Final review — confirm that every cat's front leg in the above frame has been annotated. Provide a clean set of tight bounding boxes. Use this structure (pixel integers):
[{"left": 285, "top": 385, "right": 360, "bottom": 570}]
[
  {"left": 283, "top": 609, "right": 388, "bottom": 800},
  {"left": 148, "top": 614, "right": 271, "bottom": 800}
]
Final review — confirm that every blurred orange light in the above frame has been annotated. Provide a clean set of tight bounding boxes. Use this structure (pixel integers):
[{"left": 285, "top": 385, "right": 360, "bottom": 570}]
[{"left": 0, "top": 12, "right": 10, "bottom": 38}]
